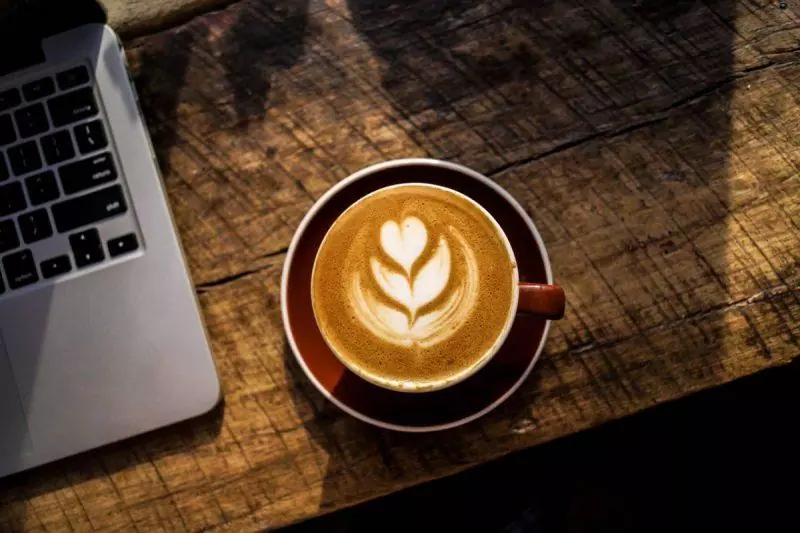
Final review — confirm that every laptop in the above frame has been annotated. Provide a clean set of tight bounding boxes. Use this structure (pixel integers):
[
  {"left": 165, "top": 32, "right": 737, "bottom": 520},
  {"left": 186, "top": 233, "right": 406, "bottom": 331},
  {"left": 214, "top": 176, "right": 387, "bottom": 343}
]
[{"left": 0, "top": 5, "right": 220, "bottom": 478}]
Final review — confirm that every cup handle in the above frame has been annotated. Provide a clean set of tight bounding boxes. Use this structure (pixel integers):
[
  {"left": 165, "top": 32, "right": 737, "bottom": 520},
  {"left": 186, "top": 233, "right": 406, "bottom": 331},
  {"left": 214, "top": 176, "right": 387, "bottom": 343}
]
[{"left": 518, "top": 283, "right": 566, "bottom": 320}]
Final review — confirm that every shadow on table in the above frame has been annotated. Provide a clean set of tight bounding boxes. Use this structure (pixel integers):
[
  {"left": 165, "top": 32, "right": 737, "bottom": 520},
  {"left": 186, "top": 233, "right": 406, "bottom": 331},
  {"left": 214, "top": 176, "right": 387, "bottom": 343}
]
[
  {"left": 130, "top": 0, "right": 310, "bottom": 177},
  {"left": 284, "top": 0, "right": 746, "bottom": 525},
  {"left": 285, "top": 358, "right": 800, "bottom": 533}
]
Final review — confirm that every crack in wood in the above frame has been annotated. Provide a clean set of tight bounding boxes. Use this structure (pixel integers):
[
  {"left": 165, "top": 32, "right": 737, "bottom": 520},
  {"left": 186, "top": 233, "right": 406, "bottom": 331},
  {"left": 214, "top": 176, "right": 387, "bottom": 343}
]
[
  {"left": 195, "top": 247, "right": 289, "bottom": 292},
  {"left": 486, "top": 56, "right": 800, "bottom": 179},
  {"left": 555, "top": 283, "right": 797, "bottom": 359}
]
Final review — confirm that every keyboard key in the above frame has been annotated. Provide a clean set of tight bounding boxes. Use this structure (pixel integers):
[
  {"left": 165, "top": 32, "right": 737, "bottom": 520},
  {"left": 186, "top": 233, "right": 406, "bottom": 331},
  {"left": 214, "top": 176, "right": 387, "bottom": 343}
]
[
  {"left": 25, "top": 171, "right": 60, "bottom": 205},
  {"left": 51, "top": 184, "right": 127, "bottom": 233},
  {"left": 108, "top": 233, "right": 139, "bottom": 258},
  {"left": 41, "top": 255, "right": 72, "bottom": 279},
  {"left": 40, "top": 129, "right": 75, "bottom": 165},
  {"left": 69, "top": 228, "right": 105, "bottom": 268},
  {"left": 0, "top": 219, "right": 20, "bottom": 253},
  {"left": 7, "top": 141, "right": 42, "bottom": 176},
  {"left": 22, "top": 77, "right": 55, "bottom": 101},
  {"left": 14, "top": 103, "right": 49, "bottom": 138},
  {"left": 0, "top": 114, "right": 15, "bottom": 146},
  {"left": 18, "top": 209, "right": 53, "bottom": 244},
  {"left": 2, "top": 249, "right": 38, "bottom": 289},
  {"left": 47, "top": 87, "right": 98, "bottom": 127},
  {"left": 0, "top": 88, "right": 21, "bottom": 112},
  {"left": 74, "top": 120, "right": 107, "bottom": 154},
  {"left": 0, "top": 182, "right": 26, "bottom": 216},
  {"left": 0, "top": 153, "right": 8, "bottom": 182},
  {"left": 57, "top": 66, "right": 90, "bottom": 91},
  {"left": 59, "top": 152, "right": 117, "bottom": 195}
]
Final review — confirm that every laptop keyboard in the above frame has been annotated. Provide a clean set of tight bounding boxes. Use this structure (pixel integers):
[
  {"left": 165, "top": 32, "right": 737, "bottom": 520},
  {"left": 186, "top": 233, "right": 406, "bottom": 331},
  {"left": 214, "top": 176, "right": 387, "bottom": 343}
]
[{"left": 0, "top": 64, "right": 140, "bottom": 297}]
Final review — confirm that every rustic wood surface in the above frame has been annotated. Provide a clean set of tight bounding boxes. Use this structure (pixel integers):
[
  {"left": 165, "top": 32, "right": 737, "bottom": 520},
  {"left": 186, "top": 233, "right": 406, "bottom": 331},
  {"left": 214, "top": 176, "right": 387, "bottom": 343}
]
[{"left": 2, "top": 0, "right": 800, "bottom": 531}]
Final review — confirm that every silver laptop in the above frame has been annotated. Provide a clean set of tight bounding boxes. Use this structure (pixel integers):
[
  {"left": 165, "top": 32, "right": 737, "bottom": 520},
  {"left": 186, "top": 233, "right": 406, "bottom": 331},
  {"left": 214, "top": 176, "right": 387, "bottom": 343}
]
[{"left": 0, "top": 23, "right": 220, "bottom": 478}]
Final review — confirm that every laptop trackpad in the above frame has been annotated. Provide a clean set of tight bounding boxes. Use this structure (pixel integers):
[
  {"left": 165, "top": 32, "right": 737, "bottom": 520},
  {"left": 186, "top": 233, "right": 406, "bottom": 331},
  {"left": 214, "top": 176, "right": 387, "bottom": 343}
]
[{"left": 0, "top": 328, "right": 34, "bottom": 462}]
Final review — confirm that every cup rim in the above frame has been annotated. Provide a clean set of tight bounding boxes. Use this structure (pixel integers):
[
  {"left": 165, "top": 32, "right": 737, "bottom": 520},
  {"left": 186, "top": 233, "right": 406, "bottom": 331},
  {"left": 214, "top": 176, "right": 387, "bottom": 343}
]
[
  {"left": 281, "top": 158, "right": 554, "bottom": 432},
  {"left": 310, "top": 182, "right": 521, "bottom": 393}
]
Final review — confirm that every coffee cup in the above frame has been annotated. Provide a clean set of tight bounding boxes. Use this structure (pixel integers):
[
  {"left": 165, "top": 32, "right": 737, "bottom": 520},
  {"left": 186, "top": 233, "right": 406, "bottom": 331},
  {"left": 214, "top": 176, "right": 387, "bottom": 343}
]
[{"left": 309, "top": 166, "right": 564, "bottom": 393}]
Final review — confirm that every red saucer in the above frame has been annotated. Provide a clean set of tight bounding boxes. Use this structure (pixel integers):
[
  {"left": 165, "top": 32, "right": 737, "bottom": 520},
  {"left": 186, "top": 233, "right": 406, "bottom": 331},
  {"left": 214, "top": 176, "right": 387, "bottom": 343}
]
[{"left": 281, "top": 160, "right": 553, "bottom": 431}]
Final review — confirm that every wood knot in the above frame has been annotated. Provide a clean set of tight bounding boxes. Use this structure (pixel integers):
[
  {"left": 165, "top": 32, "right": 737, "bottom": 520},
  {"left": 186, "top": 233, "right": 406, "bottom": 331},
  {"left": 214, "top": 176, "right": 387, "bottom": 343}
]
[{"left": 660, "top": 239, "right": 678, "bottom": 255}]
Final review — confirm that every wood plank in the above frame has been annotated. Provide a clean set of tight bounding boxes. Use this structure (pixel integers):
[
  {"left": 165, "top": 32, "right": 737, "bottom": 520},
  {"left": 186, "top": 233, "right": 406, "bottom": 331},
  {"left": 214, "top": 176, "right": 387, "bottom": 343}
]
[{"left": 2, "top": 0, "right": 799, "bottom": 531}]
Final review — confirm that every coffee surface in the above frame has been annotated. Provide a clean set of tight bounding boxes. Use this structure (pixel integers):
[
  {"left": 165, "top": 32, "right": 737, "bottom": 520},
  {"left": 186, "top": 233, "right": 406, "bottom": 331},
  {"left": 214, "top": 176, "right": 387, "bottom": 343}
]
[{"left": 312, "top": 184, "right": 516, "bottom": 388}]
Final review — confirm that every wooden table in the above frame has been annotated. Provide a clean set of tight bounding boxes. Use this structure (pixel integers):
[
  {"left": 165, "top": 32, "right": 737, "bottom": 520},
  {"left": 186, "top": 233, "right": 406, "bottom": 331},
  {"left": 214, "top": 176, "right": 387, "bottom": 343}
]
[{"left": 2, "top": 0, "right": 799, "bottom": 530}]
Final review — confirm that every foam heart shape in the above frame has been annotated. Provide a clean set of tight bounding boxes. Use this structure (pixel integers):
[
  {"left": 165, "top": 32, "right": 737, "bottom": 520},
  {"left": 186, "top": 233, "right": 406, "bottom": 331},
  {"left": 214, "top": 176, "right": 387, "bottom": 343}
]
[{"left": 380, "top": 217, "right": 428, "bottom": 274}]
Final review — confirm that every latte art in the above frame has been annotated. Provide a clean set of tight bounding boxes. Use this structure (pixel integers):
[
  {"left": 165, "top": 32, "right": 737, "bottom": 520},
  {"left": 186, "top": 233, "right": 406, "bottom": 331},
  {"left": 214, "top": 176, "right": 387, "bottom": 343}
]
[
  {"left": 312, "top": 184, "right": 517, "bottom": 389},
  {"left": 350, "top": 217, "right": 479, "bottom": 347}
]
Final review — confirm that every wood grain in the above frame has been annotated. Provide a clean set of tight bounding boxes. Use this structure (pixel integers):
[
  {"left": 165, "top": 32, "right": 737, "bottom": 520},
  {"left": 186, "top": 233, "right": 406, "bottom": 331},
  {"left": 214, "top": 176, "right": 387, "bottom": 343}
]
[{"left": 2, "top": 0, "right": 799, "bottom": 531}]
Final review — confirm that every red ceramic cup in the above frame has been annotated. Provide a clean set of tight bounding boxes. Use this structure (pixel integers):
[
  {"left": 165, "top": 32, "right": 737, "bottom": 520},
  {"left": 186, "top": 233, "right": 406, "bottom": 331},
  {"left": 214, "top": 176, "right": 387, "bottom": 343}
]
[
  {"left": 282, "top": 159, "right": 564, "bottom": 431},
  {"left": 310, "top": 182, "right": 564, "bottom": 393}
]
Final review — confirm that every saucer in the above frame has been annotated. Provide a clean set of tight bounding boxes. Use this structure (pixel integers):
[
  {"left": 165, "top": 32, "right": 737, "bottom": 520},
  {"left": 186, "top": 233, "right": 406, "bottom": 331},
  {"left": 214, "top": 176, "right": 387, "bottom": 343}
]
[{"left": 281, "top": 159, "right": 553, "bottom": 432}]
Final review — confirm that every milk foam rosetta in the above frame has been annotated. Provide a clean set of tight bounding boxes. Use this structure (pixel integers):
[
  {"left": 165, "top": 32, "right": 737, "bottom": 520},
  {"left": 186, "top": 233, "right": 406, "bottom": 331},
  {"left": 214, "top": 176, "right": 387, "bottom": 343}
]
[
  {"left": 312, "top": 184, "right": 516, "bottom": 387},
  {"left": 350, "top": 216, "right": 479, "bottom": 348}
]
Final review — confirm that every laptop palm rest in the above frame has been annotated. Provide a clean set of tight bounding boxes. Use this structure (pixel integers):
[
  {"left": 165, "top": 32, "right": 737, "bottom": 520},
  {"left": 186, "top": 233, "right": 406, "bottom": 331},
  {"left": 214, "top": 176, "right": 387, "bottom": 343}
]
[{"left": 0, "top": 328, "right": 34, "bottom": 464}]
